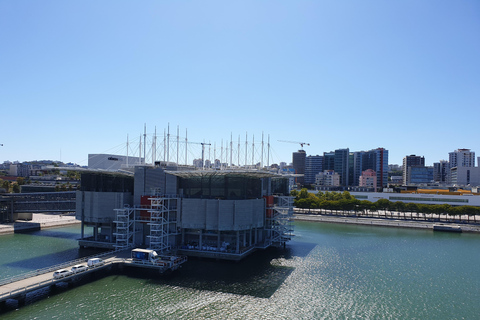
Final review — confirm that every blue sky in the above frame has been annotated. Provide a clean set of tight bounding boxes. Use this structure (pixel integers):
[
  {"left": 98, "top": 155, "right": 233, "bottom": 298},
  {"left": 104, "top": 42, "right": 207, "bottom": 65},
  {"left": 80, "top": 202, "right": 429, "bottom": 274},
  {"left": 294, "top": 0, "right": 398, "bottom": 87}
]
[{"left": 1, "top": 1, "right": 479, "bottom": 166}]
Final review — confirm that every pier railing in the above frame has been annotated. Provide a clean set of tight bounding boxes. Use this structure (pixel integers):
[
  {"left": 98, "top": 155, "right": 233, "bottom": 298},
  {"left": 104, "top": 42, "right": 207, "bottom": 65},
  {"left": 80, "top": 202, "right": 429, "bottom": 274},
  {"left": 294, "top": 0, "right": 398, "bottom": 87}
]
[{"left": 0, "top": 249, "right": 119, "bottom": 288}]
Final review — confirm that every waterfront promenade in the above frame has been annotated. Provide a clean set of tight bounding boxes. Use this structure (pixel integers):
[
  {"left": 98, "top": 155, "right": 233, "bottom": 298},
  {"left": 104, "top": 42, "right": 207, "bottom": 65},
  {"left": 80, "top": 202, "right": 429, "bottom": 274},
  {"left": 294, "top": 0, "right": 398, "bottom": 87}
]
[
  {"left": 0, "top": 213, "right": 80, "bottom": 235},
  {"left": 294, "top": 213, "right": 480, "bottom": 233}
]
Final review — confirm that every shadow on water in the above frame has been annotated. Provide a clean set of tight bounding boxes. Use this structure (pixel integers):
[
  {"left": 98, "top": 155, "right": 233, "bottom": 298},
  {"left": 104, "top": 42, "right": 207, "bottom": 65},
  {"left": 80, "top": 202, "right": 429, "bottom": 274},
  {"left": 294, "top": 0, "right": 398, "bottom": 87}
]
[
  {"left": 121, "top": 243, "right": 317, "bottom": 299},
  {"left": 13, "top": 227, "right": 82, "bottom": 240},
  {"left": 4, "top": 247, "right": 101, "bottom": 271}
]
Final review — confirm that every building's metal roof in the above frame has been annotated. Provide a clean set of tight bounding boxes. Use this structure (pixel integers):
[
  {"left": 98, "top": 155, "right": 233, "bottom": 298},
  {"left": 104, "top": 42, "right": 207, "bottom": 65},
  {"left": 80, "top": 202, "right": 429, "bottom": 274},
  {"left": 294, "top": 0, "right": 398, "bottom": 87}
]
[{"left": 164, "top": 169, "right": 290, "bottom": 179}]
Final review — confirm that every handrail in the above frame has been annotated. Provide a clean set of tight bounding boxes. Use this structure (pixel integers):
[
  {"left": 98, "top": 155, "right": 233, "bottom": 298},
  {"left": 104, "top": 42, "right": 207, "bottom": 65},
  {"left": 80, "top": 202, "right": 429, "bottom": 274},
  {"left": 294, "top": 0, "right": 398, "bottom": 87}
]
[
  {"left": 0, "top": 249, "right": 123, "bottom": 287},
  {"left": 0, "top": 257, "right": 127, "bottom": 301}
]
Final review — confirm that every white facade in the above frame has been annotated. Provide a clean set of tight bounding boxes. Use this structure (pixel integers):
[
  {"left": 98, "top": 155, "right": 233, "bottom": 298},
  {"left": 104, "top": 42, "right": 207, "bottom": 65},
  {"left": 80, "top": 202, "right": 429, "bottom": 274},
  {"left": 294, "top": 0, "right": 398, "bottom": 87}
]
[
  {"left": 88, "top": 154, "right": 144, "bottom": 170},
  {"left": 450, "top": 166, "right": 480, "bottom": 187},
  {"left": 315, "top": 170, "right": 340, "bottom": 186},
  {"left": 449, "top": 149, "right": 475, "bottom": 168},
  {"left": 350, "top": 192, "right": 480, "bottom": 207}
]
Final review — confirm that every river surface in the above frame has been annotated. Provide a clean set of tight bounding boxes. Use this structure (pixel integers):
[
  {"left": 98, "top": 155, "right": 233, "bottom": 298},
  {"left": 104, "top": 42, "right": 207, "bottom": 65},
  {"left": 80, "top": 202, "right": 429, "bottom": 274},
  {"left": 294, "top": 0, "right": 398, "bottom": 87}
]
[{"left": 1, "top": 221, "right": 479, "bottom": 319}]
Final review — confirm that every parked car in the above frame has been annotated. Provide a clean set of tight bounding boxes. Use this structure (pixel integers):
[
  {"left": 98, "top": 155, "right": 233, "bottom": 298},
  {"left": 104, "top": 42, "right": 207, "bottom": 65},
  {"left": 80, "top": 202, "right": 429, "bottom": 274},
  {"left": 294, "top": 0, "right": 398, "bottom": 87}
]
[
  {"left": 87, "top": 258, "right": 104, "bottom": 267},
  {"left": 71, "top": 264, "right": 88, "bottom": 274},
  {"left": 53, "top": 269, "right": 73, "bottom": 279}
]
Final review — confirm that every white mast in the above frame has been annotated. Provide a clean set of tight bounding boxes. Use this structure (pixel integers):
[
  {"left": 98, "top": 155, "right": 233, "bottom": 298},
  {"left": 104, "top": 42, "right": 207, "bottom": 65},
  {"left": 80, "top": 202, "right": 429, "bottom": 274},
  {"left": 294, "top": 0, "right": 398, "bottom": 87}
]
[
  {"left": 185, "top": 128, "right": 188, "bottom": 165},
  {"left": 230, "top": 133, "right": 233, "bottom": 167},
  {"left": 126, "top": 134, "right": 129, "bottom": 167},
  {"left": 261, "top": 132, "right": 264, "bottom": 169},
  {"left": 267, "top": 134, "right": 270, "bottom": 167},
  {"left": 176, "top": 125, "right": 179, "bottom": 166},
  {"left": 237, "top": 135, "right": 240, "bottom": 168},
  {"left": 245, "top": 132, "right": 248, "bottom": 167},
  {"left": 143, "top": 124, "right": 146, "bottom": 164},
  {"left": 152, "top": 127, "right": 157, "bottom": 165},
  {"left": 139, "top": 135, "right": 142, "bottom": 164},
  {"left": 252, "top": 134, "right": 255, "bottom": 166},
  {"left": 221, "top": 139, "right": 224, "bottom": 170},
  {"left": 167, "top": 123, "right": 170, "bottom": 165},
  {"left": 163, "top": 129, "right": 166, "bottom": 163}
]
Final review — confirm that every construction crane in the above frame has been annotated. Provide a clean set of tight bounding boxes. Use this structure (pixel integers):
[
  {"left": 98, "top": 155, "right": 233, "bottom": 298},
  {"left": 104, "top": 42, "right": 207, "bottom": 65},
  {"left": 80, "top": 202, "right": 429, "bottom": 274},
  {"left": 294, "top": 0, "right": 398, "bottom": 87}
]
[
  {"left": 278, "top": 140, "right": 310, "bottom": 149},
  {"left": 186, "top": 141, "right": 211, "bottom": 168}
]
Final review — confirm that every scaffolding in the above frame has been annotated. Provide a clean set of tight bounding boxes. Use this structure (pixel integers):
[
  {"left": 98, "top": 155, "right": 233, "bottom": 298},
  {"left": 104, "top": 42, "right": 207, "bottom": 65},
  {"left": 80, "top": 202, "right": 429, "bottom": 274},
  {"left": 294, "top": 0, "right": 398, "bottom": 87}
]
[
  {"left": 266, "top": 196, "right": 295, "bottom": 246},
  {"left": 113, "top": 206, "right": 135, "bottom": 250},
  {"left": 147, "top": 196, "right": 179, "bottom": 253}
]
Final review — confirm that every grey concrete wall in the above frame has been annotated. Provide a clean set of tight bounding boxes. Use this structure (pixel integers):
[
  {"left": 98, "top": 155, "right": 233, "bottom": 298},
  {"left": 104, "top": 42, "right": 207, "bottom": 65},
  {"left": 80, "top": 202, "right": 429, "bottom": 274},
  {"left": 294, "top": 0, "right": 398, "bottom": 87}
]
[
  {"left": 133, "top": 166, "right": 178, "bottom": 205},
  {"left": 180, "top": 198, "right": 264, "bottom": 231},
  {"left": 76, "top": 191, "right": 132, "bottom": 223},
  {"left": 205, "top": 200, "right": 219, "bottom": 229},
  {"left": 180, "top": 199, "right": 206, "bottom": 229}
]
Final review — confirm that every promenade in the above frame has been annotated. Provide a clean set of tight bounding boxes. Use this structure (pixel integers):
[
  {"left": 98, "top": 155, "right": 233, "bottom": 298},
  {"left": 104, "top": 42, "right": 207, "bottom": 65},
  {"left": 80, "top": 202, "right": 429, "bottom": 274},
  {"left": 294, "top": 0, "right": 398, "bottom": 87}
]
[
  {"left": 0, "top": 213, "right": 80, "bottom": 235},
  {"left": 294, "top": 213, "right": 480, "bottom": 233}
]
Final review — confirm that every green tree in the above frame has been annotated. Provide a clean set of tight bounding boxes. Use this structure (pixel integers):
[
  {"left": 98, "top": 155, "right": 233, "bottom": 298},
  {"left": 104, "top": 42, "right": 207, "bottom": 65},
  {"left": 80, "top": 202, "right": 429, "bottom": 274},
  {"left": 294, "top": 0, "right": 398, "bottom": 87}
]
[{"left": 12, "top": 183, "right": 20, "bottom": 193}]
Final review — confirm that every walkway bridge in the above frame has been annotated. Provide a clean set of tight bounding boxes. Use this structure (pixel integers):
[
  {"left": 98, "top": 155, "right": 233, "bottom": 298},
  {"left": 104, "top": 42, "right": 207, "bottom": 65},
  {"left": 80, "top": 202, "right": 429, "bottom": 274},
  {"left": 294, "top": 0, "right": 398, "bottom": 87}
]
[
  {"left": 0, "top": 248, "right": 187, "bottom": 312},
  {"left": 0, "top": 192, "right": 76, "bottom": 222}
]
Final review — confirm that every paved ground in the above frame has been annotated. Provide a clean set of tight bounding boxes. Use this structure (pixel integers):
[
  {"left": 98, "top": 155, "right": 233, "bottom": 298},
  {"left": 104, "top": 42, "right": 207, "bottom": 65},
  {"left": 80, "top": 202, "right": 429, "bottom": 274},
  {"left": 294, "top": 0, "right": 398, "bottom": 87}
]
[
  {"left": 0, "top": 213, "right": 80, "bottom": 235},
  {"left": 294, "top": 214, "right": 480, "bottom": 233}
]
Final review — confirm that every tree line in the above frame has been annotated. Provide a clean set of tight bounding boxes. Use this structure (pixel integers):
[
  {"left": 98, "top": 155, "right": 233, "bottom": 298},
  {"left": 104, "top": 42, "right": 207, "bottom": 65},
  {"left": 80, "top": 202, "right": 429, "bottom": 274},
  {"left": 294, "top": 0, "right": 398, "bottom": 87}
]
[{"left": 291, "top": 189, "right": 480, "bottom": 223}]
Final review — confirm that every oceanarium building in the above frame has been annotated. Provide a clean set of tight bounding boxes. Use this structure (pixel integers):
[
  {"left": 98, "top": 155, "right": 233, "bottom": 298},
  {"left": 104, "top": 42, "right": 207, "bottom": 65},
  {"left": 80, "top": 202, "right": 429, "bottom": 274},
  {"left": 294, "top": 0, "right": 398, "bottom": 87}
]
[{"left": 76, "top": 164, "right": 294, "bottom": 260}]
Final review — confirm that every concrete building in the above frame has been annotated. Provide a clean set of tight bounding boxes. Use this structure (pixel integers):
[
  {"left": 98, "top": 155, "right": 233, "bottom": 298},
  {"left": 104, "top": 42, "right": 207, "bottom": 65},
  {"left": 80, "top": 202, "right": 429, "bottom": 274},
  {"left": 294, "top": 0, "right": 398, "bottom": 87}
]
[
  {"left": 76, "top": 165, "right": 294, "bottom": 260},
  {"left": 403, "top": 155, "right": 425, "bottom": 185},
  {"left": 9, "top": 164, "right": 30, "bottom": 177},
  {"left": 350, "top": 191, "right": 480, "bottom": 207},
  {"left": 292, "top": 150, "right": 306, "bottom": 186},
  {"left": 450, "top": 166, "right": 480, "bottom": 187},
  {"left": 433, "top": 160, "right": 449, "bottom": 183},
  {"left": 334, "top": 149, "right": 350, "bottom": 187},
  {"left": 359, "top": 169, "right": 377, "bottom": 189},
  {"left": 315, "top": 170, "right": 340, "bottom": 187},
  {"left": 88, "top": 154, "right": 144, "bottom": 171},
  {"left": 361, "top": 148, "right": 388, "bottom": 189},
  {"left": 449, "top": 149, "right": 475, "bottom": 168},
  {"left": 305, "top": 155, "right": 323, "bottom": 186},
  {"left": 408, "top": 166, "right": 434, "bottom": 185}
]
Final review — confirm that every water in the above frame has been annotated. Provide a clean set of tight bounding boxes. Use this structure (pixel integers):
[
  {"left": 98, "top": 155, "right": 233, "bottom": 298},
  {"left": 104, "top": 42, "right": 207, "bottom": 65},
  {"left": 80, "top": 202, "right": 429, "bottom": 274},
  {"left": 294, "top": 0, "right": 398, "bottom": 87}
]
[{"left": 1, "top": 222, "right": 479, "bottom": 319}]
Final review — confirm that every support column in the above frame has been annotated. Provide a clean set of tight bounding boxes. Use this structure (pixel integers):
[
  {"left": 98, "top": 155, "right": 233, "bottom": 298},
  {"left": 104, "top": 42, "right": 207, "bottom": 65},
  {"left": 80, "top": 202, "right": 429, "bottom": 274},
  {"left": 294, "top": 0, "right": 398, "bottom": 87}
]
[
  {"left": 236, "top": 231, "right": 240, "bottom": 253},
  {"left": 199, "top": 230, "right": 203, "bottom": 250}
]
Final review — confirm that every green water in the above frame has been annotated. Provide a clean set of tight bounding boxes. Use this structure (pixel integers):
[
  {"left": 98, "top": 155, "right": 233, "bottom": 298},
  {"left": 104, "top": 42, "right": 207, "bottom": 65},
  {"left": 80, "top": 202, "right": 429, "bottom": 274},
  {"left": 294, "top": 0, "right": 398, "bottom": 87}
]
[{"left": 2, "top": 222, "right": 480, "bottom": 319}]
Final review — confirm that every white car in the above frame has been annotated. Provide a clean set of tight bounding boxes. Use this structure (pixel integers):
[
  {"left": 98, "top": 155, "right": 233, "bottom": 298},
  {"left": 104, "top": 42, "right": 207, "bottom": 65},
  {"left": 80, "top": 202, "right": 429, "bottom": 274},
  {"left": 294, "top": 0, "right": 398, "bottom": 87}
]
[
  {"left": 71, "top": 264, "right": 88, "bottom": 274},
  {"left": 53, "top": 269, "right": 73, "bottom": 279}
]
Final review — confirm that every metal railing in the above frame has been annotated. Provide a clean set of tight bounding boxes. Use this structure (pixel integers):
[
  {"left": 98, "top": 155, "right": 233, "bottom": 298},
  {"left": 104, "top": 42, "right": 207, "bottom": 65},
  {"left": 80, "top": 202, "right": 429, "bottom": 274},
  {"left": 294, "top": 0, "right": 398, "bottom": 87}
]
[
  {"left": 0, "top": 257, "right": 127, "bottom": 301},
  {"left": 0, "top": 249, "right": 119, "bottom": 287}
]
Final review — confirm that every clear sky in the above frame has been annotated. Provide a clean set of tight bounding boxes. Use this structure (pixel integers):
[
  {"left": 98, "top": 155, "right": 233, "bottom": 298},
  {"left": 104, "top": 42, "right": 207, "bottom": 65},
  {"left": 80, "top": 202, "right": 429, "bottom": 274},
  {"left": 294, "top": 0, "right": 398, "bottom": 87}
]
[{"left": 1, "top": 1, "right": 479, "bottom": 167}]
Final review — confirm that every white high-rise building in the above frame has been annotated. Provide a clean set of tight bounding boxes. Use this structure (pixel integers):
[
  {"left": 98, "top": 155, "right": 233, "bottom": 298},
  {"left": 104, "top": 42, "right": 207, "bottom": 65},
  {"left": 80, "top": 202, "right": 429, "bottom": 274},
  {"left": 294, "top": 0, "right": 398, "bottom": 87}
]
[{"left": 449, "top": 149, "right": 475, "bottom": 168}]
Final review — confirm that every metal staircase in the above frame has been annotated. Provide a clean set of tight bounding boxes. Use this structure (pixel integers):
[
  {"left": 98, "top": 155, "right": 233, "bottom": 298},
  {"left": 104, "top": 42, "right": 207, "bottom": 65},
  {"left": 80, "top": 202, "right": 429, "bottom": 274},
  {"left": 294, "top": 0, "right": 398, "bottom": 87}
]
[
  {"left": 266, "top": 196, "right": 295, "bottom": 246},
  {"left": 113, "top": 206, "right": 135, "bottom": 250},
  {"left": 147, "top": 197, "right": 179, "bottom": 253}
]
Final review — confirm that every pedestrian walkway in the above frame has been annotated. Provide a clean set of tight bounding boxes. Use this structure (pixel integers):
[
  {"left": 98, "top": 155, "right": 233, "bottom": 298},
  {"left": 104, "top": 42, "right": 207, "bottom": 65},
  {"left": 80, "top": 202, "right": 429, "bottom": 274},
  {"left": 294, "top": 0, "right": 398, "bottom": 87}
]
[
  {"left": 294, "top": 214, "right": 480, "bottom": 233},
  {"left": 0, "top": 213, "right": 80, "bottom": 235}
]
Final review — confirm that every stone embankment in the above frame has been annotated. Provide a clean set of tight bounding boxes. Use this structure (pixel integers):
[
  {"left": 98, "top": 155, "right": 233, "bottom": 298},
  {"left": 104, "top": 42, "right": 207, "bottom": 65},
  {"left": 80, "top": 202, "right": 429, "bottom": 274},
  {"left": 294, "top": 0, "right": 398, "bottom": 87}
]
[
  {"left": 294, "top": 213, "right": 480, "bottom": 233},
  {"left": 0, "top": 213, "right": 80, "bottom": 235}
]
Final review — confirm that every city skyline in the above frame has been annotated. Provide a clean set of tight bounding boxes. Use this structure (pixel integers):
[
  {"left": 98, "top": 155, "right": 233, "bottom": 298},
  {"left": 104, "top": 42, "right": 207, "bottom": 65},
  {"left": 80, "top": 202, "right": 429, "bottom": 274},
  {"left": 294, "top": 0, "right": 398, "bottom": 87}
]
[{"left": 1, "top": 1, "right": 478, "bottom": 166}]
